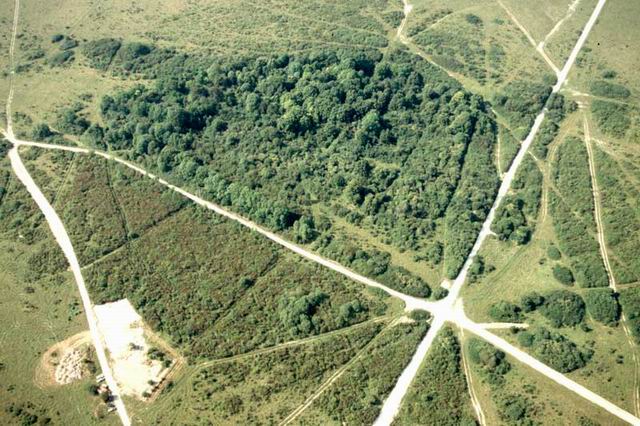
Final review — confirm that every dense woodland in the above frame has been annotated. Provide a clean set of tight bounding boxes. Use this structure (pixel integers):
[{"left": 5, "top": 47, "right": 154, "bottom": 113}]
[{"left": 73, "top": 41, "right": 502, "bottom": 283}]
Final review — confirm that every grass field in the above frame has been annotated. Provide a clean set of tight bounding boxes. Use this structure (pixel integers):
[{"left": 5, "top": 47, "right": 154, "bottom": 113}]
[{"left": 0, "top": 157, "right": 117, "bottom": 425}]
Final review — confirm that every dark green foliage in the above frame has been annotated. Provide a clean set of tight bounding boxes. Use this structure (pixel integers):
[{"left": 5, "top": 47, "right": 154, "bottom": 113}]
[
  {"left": 584, "top": 288, "right": 620, "bottom": 326},
  {"left": 516, "top": 327, "right": 592, "bottom": 372},
  {"left": 51, "top": 34, "right": 64, "bottom": 43},
  {"left": 30, "top": 123, "right": 54, "bottom": 141},
  {"left": 591, "top": 100, "right": 630, "bottom": 138},
  {"left": 432, "top": 286, "right": 449, "bottom": 300},
  {"left": 47, "top": 50, "right": 74, "bottom": 66},
  {"left": 467, "top": 338, "right": 510, "bottom": 385},
  {"left": 489, "top": 301, "right": 521, "bottom": 322},
  {"left": 496, "top": 394, "right": 534, "bottom": 423},
  {"left": 520, "top": 291, "right": 544, "bottom": 313},
  {"left": 80, "top": 38, "right": 121, "bottom": 70},
  {"left": 590, "top": 80, "right": 631, "bottom": 99},
  {"left": 279, "top": 289, "right": 329, "bottom": 337},
  {"left": 465, "top": 14, "right": 482, "bottom": 26},
  {"left": 59, "top": 37, "right": 78, "bottom": 51},
  {"left": 547, "top": 245, "right": 561, "bottom": 260},
  {"left": 56, "top": 104, "right": 89, "bottom": 135},
  {"left": 0, "top": 139, "right": 10, "bottom": 159},
  {"left": 308, "top": 322, "right": 429, "bottom": 424},
  {"left": 168, "top": 322, "right": 382, "bottom": 424},
  {"left": 619, "top": 288, "right": 640, "bottom": 342},
  {"left": 531, "top": 93, "right": 575, "bottom": 159},
  {"left": 540, "top": 290, "right": 585, "bottom": 327},
  {"left": 552, "top": 265, "right": 574, "bottom": 286},
  {"left": 494, "top": 81, "right": 552, "bottom": 138},
  {"left": 92, "top": 47, "right": 498, "bottom": 283},
  {"left": 492, "top": 157, "right": 542, "bottom": 243},
  {"left": 397, "top": 327, "right": 476, "bottom": 425},
  {"left": 593, "top": 149, "right": 640, "bottom": 283},
  {"left": 468, "top": 255, "right": 493, "bottom": 283},
  {"left": 550, "top": 138, "right": 608, "bottom": 288}
]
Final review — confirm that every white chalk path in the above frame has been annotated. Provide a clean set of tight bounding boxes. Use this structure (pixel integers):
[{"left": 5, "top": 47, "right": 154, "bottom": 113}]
[{"left": 8, "top": 148, "right": 131, "bottom": 426}]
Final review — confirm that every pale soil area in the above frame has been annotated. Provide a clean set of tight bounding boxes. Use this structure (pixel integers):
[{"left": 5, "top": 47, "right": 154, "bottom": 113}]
[
  {"left": 36, "top": 331, "right": 91, "bottom": 387},
  {"left": 93, "top": 299, "right": 167, "bottom": 399}
]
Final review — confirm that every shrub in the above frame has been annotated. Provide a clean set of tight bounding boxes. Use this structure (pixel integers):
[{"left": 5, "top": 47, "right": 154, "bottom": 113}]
[
  {"left": 59, "top": 37, "right": 78, "bottom": 51},
  {"left": 31, "top": 123, "right": 54, "bottom": 141},
  {"left": 520, "top": 291, "right": 544, "bottom": 313},
  {"left": 552, "top": 265, "right": 574, "bottom": 286},
  {"left": 489, "top": 301, "right": 521, "bottom": 322},
  {"left": 547, "top": 245, "right": 561, "bottom": 260},
  {"left": 432, "top": 287, "right": 449, "bottom": 300},
  {"left": 51, "top": 34, "right": 64, "bottom": 43},
  {"left": 522, "top": 327, "right": 592, "bottom": 372},
  {"left": 590, "top": 80, "right": 631, "bottom": 99},
  {"left": 591, "top": 100, "right": 630, "bottom": 138},
  {"left": 467, "top": 338, "right": 510, "bottom": 385},
  {"left": 81, "top": 38, "right": 122, "bottom": 70},
  {"left": 540, "top": 290, "right": 585, "bottom": 327},
  {"left": 48, "top": 50, "right": 74, "bottom": 66},
  {"left": 584, "top": 288, "right": 620, "bottom": 326}
]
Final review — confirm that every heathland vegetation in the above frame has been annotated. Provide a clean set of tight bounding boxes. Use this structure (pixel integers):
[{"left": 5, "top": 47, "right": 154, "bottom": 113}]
[{"left": 23, "top": 151, "right": 391, "bottom": 360}]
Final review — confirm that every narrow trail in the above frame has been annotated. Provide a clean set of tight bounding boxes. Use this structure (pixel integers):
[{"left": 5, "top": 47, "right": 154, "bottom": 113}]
[
  {"left": 280, "top": 322, "right": 395, "bottom": 426},
  {"left": 494, "top": 0, "right": 560, "bottom": 75},
  {"left": 583, "top": 114, "right": 640, "bottom": 416},
  {"left": 459, "top": 328, "right": 487, "bottom": 426},
  {"left": 539, "top": 0, "right": 581, "bottom": 51}
]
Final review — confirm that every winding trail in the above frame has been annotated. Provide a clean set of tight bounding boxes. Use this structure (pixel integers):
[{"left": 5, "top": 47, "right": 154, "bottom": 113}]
[
  {"left": 539, "top": 0, "right": 581, "bottom": 52},
  {"left": 583, "top": 114, "right": 640, "bottom": 416}
]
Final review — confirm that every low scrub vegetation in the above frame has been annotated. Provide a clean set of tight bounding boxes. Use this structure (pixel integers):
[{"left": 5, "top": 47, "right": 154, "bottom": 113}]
[
  {"left": 301, "top": 321, "right": 429, "bottom": 424},
  {"left": 591, "top": 100, "right": 631, "bottom": 138},
  {"left": 492, "top": 157, "right": 542, "bottom": 244},
  {"left": 396, "top": 327, "right": 476, "bottom": 425},
  {"left": 516, "top": 327, "right": 592, "bottom": 373},
  {"left": 550, "top": 137, "right": 608, "bottom": 288}
]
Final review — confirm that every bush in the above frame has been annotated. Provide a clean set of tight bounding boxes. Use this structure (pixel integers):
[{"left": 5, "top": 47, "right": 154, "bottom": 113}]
[
  {"left": 547, "top": 245, "right": 561, "bottom": 260},
  {"left": 591, "top": 100, "right": 630, "bottom": 138},
  {"left": 48, "top": 50, "right": 74, "bottom": 66},
  {"left": 590, "top": 80, "right": 631, "bottom": 99},
  {"left": 59, "top": 37, "right": 78, "bottom": 51},
  {"left": 520, "top": 291, "right": 544, "bottom": 313},
  {"left": 519, "top": 327, "right": 591, "bottom": 372},
  {"left": 81, "top": 38, "right": 122, "bottom": 70},
  {"left": 584, "top": 288, "right": 620, "bottom": 326},
  {"left": 51, "top": 34, "right": 64, "bottom": 43},
  {"left": 489, "top": 301, "right": 522, "bottom": 322},
  {"left": 31, "top": 123, "right": 54, "bottom": 141},
  {"left": 467, "top": 338, "right": 510, "bottom": 385},
  {"left": 552, "top": 265, "right": 574, "bottom": 286},
  {"left": 540, "top": 290, "right": 585, "bottom": 327}
]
